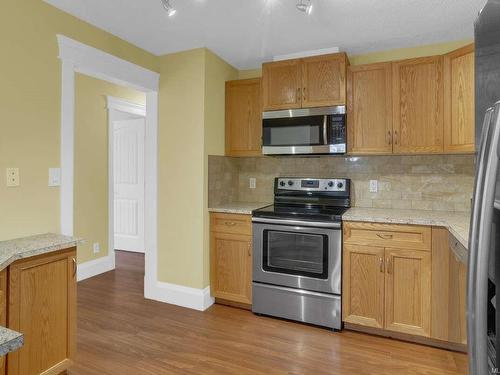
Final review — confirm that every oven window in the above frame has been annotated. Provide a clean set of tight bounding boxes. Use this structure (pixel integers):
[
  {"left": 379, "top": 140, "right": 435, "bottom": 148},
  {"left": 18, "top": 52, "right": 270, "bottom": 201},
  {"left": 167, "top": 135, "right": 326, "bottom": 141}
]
[{"left": 263, "top": 230, "right": 328, "bottom": 279}]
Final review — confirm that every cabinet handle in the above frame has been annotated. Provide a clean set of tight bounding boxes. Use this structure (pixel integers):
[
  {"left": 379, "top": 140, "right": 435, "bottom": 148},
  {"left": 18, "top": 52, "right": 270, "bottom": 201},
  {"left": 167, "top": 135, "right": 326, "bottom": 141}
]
[
  {"left": 394, "top": 130, "right": 398, "bottom": 145},
  {"left": 297, "top": 87, "right": 301, "bottom": 101},
  {"left": 386, "top": 257, "right": 392, "bottom": 274},
  {"left": 303, "top": 87, "right": 306, "bottom": 102},
  {"left": 376, "top": 233, "right": 393, "bottom": 239},
  {"left": 247, "top": 243, "right": 252, "bottom": 257},
  {"left": 379, "top": 257, "right": 384, "bottom": 273},
  {"left": 72, "top": 258, "right": 77, "bottom": 277},
  {"left": 388, "top": 130, "right": 392, "bottom": 145},
  {"left": 224, "top": 221, "right": 237, "bottom": 227}
]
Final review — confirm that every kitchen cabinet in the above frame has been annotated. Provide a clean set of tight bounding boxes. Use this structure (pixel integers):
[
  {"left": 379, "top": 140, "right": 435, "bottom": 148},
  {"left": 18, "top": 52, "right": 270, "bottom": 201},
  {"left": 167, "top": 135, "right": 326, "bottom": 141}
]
[
  {"left": 384, "top": 249, "right": 431, "bottom": 337},
  {"left": 392, "top": 56, "right": 444, "bottom": 154},
  {"left": 444, "top": 44, "right": 475, "bottom": 153},
  {"left": 342, "top": 244, "right": 385, "bottom": 329},
  {"left": 7, "top": 248, "right": 77, "bottom": 375},
  {"left": 431, "top": 228, "right": 468, "bottom": 345},
  {"left": 343, "top": 222, "right": 431, "bottom": 338},
  {"left": 347, "top": 62, "right": 393, "bottom": 154},
  {"left": 210, "top": 213, "right": 252, "bottom": 306},
  {"left": 0, "top": 270, "right": 6, "bottom": 375},
  {"left": 262, "top": 53, "right": 347, "bottom": 111},
  {"left": 225, "top": 78, "right": 262, "bottom": 157}
]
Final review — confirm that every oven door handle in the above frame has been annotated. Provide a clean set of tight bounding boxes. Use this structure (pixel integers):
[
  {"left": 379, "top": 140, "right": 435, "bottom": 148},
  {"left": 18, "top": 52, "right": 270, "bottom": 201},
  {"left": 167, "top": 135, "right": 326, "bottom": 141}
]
[{"left": 252, "top": 217, "right": 341, "bottom": 229}]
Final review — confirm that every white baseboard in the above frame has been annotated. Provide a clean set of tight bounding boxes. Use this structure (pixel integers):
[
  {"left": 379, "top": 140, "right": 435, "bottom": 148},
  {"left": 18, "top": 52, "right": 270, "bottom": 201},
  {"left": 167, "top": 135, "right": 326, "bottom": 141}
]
[
  {"left": 77, "top": 255, "right": 115, "bottom": 282},
  {"left": 144, "top": 280, "right": 214, "bottom": 311}
]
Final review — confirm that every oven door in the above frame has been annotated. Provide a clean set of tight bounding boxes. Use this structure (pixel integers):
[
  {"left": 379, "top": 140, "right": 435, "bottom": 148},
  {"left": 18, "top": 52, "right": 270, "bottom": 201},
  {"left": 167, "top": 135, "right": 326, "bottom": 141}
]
[{"left": 252, "top": 218, "right": 341, "bottom": 295}]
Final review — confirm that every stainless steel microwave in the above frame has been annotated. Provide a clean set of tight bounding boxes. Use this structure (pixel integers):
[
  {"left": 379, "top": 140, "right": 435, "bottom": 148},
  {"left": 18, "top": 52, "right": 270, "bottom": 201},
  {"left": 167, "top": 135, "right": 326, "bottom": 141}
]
[{"left": 262, "top": 106, "right": 346, "bottom": 155}]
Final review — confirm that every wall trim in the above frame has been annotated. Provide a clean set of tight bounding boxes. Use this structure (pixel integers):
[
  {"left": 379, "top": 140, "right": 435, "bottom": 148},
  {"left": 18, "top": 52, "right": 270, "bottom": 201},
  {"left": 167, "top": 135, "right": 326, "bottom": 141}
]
[
  {"left": 77, "top": 255, "right": 115, "bottom": 282},
  {"left": 145, "top": 282, "right": 214, "bottom": 311},
  {"left": 107, "top": 96, "right": 146, "bottom": 117},
  {"left": 57, "top": 35, "right": 159, "bottom": 303}
]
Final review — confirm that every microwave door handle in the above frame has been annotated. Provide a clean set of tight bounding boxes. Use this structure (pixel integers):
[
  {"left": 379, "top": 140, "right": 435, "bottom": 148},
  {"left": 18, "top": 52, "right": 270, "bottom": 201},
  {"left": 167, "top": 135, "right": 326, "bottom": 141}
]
[
  {"left": 468, "top": 105, "right": 499, "bottom": 375},
  {"left": 323, "top": 115, "right": 328, "bottom": 145}
]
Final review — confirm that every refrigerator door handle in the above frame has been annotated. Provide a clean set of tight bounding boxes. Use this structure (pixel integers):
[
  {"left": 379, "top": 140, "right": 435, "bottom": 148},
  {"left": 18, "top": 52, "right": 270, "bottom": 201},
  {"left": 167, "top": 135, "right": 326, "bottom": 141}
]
[{"left": 468, "top": 104, "right": 500, "bottom": 375}]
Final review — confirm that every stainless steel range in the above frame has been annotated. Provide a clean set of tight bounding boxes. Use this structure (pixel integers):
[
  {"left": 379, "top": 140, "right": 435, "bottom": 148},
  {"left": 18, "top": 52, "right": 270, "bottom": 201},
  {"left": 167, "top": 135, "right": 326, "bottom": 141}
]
[{"left": 252, "top": 177, "right": 350, "bottom": 330}]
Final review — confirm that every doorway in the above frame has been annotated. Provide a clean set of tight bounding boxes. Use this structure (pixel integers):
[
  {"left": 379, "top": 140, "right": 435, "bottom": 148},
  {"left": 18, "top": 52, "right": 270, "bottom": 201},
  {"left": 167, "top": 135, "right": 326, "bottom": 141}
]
[{"left": 108, "top": 98, "right": 146, "bottom": 254}]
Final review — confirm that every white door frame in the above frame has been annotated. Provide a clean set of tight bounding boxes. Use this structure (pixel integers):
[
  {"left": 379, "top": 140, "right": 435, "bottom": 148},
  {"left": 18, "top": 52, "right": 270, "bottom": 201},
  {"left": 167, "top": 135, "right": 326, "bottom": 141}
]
[
  {"left": 107, "top": 96, "right": 146, "bottom": 256},
  {"left": 57, "top": 35, "right": 159, "bottom": 296}
]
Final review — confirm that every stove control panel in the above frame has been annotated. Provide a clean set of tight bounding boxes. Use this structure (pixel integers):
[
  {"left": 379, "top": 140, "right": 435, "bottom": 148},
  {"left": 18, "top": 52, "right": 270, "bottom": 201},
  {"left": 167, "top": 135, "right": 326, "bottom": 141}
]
[{"left": 277, "top": 178, "right": 347, "bottom": 192}]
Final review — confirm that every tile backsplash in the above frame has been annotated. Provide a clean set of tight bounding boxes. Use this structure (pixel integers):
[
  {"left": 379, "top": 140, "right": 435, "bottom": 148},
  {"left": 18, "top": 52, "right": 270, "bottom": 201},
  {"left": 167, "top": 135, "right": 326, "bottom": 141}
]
[{"left": 208, "top": 155, "right": 475, "bottom": 212}]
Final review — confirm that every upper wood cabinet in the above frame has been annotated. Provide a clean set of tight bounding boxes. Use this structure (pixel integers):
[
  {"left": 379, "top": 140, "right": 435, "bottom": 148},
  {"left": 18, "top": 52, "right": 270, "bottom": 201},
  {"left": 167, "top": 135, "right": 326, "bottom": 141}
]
[
  {"left": 262, "top": 59, "right": 302, "bottom": 110},
  {"left": 347, "top": 62, "right": 393, "bottom": 154},
  {"left": 210, "top": 213, "right": 252, "bottom": 306},
  {"left": 262, "top": 53, "right": 347, "bottom": 111},
  {"left": 392, "top": 56, "right": 444, "bottom": 154},
  {"left": 225, "top": 78, "right": 262, "bottom": 157},
  {"left": 444, "top": 44, "right": 475, "bottom": 153},
  {"left": 8, "top": 249, "right": 77, "bottom": 375}
]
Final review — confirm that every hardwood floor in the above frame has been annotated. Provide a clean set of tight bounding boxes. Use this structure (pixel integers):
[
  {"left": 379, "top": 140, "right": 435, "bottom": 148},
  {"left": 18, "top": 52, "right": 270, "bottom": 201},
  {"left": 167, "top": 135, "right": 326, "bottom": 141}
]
[{"left": 70, "top": 251, "right": 468, "bottom": 374}]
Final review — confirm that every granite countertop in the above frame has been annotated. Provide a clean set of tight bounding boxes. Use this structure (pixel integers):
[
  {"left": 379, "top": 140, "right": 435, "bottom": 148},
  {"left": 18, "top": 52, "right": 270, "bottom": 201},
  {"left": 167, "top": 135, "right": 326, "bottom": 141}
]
[
  {"left": 208, "top": 202, "right": 272, "bottom": 215},
  {"left": 0, "top": 233, "right": 82, "bottom": 272},
  {"left": 343, "top": 208, "right": 470, "bottom": 261},
  {"left": 0, "top": 327, "right": 23, "bottom": 357},
  {"left": 0, "top": 233, "right": 81, "bottom": 356}
]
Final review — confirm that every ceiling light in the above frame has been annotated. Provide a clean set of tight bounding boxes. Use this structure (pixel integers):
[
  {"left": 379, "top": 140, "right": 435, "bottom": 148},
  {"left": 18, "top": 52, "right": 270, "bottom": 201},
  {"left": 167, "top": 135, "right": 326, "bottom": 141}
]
[
  {"left": 296, "top": 0, "right": 312, "bottom": 14},
  {"left": 161, "top": 0, "right": 177, "bottom": 17}
]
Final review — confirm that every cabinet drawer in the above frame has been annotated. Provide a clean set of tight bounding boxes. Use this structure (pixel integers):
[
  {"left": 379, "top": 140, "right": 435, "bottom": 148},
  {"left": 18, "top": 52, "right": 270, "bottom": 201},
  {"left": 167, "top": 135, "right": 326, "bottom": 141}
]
[
  {"left": 343, "top": 222, "right": 431, "bottom": 251},
  {"left": 211, "top": 213, "right": 252, "bottom": 235}
]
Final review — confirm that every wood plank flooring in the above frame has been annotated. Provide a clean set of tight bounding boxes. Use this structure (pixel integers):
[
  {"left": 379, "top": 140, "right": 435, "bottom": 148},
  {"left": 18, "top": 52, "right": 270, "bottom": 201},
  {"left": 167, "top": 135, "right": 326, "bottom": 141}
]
[{"left": 70, "top": 251, "right": 468, "bottom": 374}]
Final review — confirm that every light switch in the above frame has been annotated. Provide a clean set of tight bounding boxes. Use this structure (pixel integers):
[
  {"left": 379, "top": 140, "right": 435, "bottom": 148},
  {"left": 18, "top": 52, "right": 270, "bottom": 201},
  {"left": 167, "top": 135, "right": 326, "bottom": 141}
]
[
  {"left": 48, "top": 168, "right": 61, "bottom": 187},
  {"left": 6, "top": 168, "right": 19, "bottom": 187},
  {"left": 249, "top": 178, "right": 256, "bottom": 189},
  {"left": 369, "top": 180, "right": 378, "bottom": 193}
]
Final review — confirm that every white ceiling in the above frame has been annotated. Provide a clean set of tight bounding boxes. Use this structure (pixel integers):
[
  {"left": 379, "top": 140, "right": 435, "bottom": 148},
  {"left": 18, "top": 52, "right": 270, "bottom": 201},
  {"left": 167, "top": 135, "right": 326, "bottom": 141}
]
[{"left": 44, "top": 0, "right": 486, "bottom": 69}]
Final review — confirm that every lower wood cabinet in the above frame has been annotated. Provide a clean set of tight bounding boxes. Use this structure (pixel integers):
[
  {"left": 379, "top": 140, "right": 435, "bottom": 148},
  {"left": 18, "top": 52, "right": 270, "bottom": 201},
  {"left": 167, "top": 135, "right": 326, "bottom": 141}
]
[
  {"left": 0, "top": 270, "right": 7, "bottom": 375},
  {"left": 210, "top": 213, "right": 252, "bottom": 306},
  {"left": 7, "top": 248, "right": 77, "bottom": 375},
  {"left": 343, "top": 222, "right": 459, "bottom": 344},
  {"left": 343, "top": 242, "right": 431, "bottom": 337}
]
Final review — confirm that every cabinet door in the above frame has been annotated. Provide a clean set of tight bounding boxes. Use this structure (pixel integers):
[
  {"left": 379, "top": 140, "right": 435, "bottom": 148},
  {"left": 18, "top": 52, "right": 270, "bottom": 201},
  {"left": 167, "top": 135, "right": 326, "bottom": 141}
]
[
  {"left": 385, "top": 249, "right": 431, "bottom": 337},
  {"left": 262, "top": 59, "right": 301, "bottom": 111},
  {"left": 8, "top": 249, "right": 77, "bottom": 375},
  {"left": 0, "top": 270, "right": 6, "bottom": 375},
  {"left": 210, "top": 232, "right": 252, "bottom": 304},
  {"left": 393, "top": 56, "right": 444, "bottom": 154},
  {"left": 343, "top": 245, "right": 385, "bottom": 328},
  {"left": 347, "top": 62, "right": 393, "bottom": 154},
  {"left": 225, "top": 78, "right": 262, "bottom": 157},
  {"left": 444, "top": 44, "right": 475, "bottom": 153},
  {"left": 302, "top": 53, "right": 347, "bottom": 108}
]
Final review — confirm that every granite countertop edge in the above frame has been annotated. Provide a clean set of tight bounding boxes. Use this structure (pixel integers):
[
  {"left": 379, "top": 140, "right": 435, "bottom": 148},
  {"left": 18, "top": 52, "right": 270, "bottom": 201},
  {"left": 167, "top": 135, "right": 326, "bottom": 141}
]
[
  {"left": 208, "top": 202, "right": 272, "bottom": 215},
  {"left": 0, "top": 328, "right": 23, "bottom": 357}
]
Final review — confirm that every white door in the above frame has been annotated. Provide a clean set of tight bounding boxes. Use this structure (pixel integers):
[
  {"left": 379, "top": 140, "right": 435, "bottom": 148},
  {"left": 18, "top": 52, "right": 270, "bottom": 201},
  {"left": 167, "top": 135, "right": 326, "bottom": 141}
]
[{"left": 113, "top": 118, "right": 145, "bottom": 252}]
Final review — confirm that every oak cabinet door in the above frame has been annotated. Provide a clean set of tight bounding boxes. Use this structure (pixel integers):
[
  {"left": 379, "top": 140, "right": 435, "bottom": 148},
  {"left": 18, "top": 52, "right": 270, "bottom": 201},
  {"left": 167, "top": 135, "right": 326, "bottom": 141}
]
[
  {"left": 444, "top": 44, "right": 475, "bottom": 153},
  {"left": 347, "top": 62, "right": 393, "bottom": 154},
  {"left": 210, "top": 232, "right": 252, "bottom": 304},
  {"left": 343, "top": 245, "right": 385, "bottom": 328},
  {"left": 393, "top": 56, "right": 444, "bottom": 154},
  {"left": 385, "top": 249, "right": 431, "bottom": 337},
  {"left": 262, "top": 59, "right": 302, "bottom": 111},
  {"left": 302, "top": 53, "right": 347, "bottom": 108},
  {"left": 0, "top": 270, "right": 6, "bottom": 375},
  {"left": 7, "top": 249, "right": 77, "bottom": 375},
  {"left": 225, "top": 78, "right": 262, "bottom": 157}
]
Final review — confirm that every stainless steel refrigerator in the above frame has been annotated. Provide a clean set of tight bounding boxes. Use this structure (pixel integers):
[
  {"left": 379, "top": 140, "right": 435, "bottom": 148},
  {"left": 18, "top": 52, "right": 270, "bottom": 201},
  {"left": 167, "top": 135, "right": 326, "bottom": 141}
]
[{"left": 469, "top": 1, "right": 500, "bottom": 373}]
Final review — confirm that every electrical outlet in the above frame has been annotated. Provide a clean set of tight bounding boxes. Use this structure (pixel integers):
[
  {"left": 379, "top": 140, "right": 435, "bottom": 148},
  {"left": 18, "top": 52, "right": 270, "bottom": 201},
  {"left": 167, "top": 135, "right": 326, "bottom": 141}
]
[
  {"left": 369, "top": 180, "right": 378, "bottom": 193},
  {"left": 249, "top": 177, "right": 256, "bottom": 189},
  {"left": 93, "top": 243, "right": 101, "bottom": 254},
  {"left": 6, "top": 168, "right": 19, "bottom": 187},
  {"left": 48, "top": 168, "right": 61, "bottom": 187}
]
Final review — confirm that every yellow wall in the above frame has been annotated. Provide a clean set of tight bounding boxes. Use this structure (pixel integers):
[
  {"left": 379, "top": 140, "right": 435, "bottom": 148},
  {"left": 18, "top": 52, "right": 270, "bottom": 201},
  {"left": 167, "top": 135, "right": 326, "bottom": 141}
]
[
  {"left": 238, "top": 69, "right": 263, "bottom": 80},
  {"left": 0, "top": 0, "right": 157, "bottom": 241},
  {"left": 348, "top": 39, "right": 473, "bottom": 65},
  {"left": 74, "top": 74, "right": 145, "bottom": 264}
]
